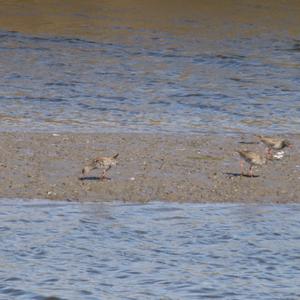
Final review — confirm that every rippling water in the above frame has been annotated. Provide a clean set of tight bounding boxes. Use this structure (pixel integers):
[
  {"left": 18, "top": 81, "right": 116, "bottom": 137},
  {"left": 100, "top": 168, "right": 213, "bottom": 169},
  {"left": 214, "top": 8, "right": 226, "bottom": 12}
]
[
  {"left": 0, "top": 200, "right": 300, "bottom": 299},
  {"left": 0, "top": 1, "right": 300, "bottom": 134}
]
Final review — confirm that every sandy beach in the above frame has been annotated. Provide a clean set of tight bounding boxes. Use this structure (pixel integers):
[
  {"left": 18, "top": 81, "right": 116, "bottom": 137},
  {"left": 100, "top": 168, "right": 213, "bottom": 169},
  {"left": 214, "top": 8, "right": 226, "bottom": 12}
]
[{"left": 0, "top": 132, "right": 299, "bottom": 203}]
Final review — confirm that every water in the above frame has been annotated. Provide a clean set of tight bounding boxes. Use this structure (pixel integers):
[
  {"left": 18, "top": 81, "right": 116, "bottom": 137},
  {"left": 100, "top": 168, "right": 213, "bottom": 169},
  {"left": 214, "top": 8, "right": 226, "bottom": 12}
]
[
  {"left": 0, "top": 200, "right": 300, "bottom": 299},
  {"left": 1, "top": 4, "right": 299, "bottom": 298},
  {"left": 0, "top": 1, "right": 300, "bottom": 134}
]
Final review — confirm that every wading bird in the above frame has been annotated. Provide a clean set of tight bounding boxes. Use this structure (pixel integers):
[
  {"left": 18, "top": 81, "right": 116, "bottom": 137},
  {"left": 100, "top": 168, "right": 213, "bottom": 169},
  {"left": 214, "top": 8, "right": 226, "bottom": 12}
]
[
  {"left": 82, "top": 153, "right": 119, "bottom": 180},
  {"left": 237, "top": 150, "right": 267, "bottom": 177},
  {"left": 256, "top": 135, "right": 291, "bottom": 158}
]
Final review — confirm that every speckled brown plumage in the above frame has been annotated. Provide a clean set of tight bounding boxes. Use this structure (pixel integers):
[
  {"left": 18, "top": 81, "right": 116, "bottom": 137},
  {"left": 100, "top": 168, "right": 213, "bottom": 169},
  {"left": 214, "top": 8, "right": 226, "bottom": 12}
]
[
  {"left": 237, "top": 150, "right": 266, "bottom": 177},
  {"left": 82, "top": 153, "right": 119, "bottom": 180},
  {"left": 256, "top": 135, "right": 291, "bottom": 158}
]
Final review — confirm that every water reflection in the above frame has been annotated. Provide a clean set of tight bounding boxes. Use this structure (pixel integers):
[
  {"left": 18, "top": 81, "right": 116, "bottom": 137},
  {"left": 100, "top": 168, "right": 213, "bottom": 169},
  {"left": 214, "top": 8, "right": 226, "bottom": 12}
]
[{"left": 0, "top": 200, "right": 300, "bottom": 299}]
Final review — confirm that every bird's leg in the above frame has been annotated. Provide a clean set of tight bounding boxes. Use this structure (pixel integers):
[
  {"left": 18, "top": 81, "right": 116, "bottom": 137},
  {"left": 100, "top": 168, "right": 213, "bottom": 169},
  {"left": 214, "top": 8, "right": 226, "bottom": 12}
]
[
  {"left": 240, "top": 160, "right": 244, "bottom": 176},
  {"left": 248, "top": 165, "right": 253, "bottom": 177},
  {"left": 264, "top": 147, "right": 270, "bottom": 159},
  {"left": 267, "top": 148, "right": 273, "bottom": 159},
  {"left": 99, "top": 169, "right": 109, "bottom": 180},
  {"left": 100, "top": 166, "right": 112, "bottom": 180}
]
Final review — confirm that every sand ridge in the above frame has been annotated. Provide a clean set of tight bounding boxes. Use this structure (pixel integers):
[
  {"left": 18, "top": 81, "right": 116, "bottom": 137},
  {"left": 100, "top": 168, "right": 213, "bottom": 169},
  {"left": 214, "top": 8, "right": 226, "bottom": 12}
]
[{"left": 0, "top": 132, "right": 299, "bottom": 203}]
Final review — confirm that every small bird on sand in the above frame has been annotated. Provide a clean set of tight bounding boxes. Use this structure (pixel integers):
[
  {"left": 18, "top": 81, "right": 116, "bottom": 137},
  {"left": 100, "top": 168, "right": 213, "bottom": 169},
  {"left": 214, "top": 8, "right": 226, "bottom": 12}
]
[
  {"left": 82, "top": 153, "right": 119, "bottom": 180},
  {"left": 256, "top": 135, "right": 292, "bottom": 158},
  {"left": 237, "top": 150, "right": 267, "bottom": 177}
]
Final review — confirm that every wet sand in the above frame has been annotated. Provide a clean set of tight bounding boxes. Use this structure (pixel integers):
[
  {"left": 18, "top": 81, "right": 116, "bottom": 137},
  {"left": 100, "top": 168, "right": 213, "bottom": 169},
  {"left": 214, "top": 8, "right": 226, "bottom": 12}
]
[{"left": 0, "top": 132, "right": 299, "bottom": 203}]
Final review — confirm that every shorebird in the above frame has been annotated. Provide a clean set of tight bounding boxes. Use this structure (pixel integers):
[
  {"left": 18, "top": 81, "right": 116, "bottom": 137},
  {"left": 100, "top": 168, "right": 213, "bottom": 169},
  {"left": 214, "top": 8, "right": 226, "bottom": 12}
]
[
  {"left": 237, "top": 150, "right": 267, "bottom": 177},
  {"left": 256, "top": 135, "right": 292, "bottom": 158},
  {"left": 82, "top": 153, "right": 119, "bottom": 180}
]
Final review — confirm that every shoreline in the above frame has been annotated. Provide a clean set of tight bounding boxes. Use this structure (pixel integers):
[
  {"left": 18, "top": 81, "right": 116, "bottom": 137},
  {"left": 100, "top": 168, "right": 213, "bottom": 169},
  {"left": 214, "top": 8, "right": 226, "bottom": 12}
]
[{"left": 0, "top": 132, "right": 299, "bottom": 203}]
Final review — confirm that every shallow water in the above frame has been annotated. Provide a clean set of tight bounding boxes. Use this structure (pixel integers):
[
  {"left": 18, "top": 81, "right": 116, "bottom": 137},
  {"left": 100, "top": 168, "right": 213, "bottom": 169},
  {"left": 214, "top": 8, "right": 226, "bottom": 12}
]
[
  {"left": 0, "top": 1, "right": 300, "bottom": 134},
  {"left": 0, "top": 200, "right": 300, "bottom": 299}
]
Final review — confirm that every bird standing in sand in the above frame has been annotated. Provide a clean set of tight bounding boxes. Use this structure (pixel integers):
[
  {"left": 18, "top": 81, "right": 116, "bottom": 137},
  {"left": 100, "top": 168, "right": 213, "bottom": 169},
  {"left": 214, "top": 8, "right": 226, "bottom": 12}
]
[
  {"left": 82, "top": 153, "right": 119, "bottom": 180},
  {"left": 237, "top": 150, "right": 267, "bottom": 177},
  {"left": 256, "top": 135, "right": 291, "bottom": 158}
]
